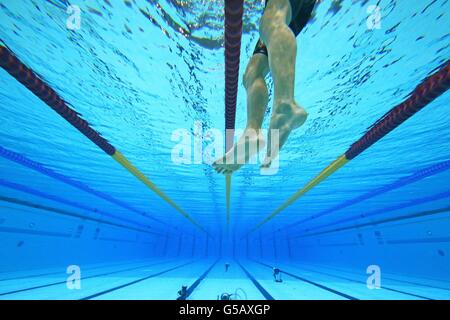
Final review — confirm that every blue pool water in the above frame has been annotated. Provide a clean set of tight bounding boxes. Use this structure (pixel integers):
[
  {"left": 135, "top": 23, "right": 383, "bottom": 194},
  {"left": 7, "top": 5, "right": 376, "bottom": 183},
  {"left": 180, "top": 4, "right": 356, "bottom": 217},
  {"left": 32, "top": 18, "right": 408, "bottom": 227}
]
[{"left": 0, "top": 0, "right": 449, "bottom": 300}]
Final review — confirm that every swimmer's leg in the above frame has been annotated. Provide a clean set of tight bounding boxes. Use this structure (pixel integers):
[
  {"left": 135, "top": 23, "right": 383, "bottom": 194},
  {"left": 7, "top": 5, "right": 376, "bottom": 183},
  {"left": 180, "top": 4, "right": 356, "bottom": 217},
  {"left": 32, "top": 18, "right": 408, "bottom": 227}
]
[
  {"left": 213, "top": 53, "right": 269, "bottom": 174},
  {"left": 260, "top": 0, "right": 308, "bottom": 167}
]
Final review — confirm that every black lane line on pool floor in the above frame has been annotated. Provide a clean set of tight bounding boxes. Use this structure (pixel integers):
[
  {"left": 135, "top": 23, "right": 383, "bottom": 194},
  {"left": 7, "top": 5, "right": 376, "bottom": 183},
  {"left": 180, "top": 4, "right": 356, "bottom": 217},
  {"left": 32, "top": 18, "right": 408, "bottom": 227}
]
[
  {"left": 0, "top": 260, "right": 173, "bottom": 297},
  {"left": 255, "top": 261, "right": 357, "bottom": 300},
  {"left": 184, "top": 259, "right": 220, "bottom": 300},
  {"left": 80, "top": 261, "right": 195, "bottom": 300},
  {"left": 238, "top": 262, "right": 274, "bottom": 300},
  {"left": 308, "top": 262, "right": 450, "bottom": 292},
  {"left": 257, "top": 261, "right": 434, "bottom": 300},
  {"left": 297, "top": 264, "right": 436, "bottom": 300},
  {"left": 0, "top": 259, "right": 157, "bottom": 283}
]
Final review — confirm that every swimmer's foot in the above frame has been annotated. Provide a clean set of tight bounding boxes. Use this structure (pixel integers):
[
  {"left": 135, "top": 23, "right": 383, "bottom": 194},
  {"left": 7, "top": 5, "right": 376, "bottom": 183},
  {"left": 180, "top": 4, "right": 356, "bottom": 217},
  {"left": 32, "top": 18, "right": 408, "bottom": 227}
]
[
  {"left": 213, "top": 128, "right": 265, "bottom": 175},
  {"left": 262, "top": 100, "right": 308, "bottom": 168}
]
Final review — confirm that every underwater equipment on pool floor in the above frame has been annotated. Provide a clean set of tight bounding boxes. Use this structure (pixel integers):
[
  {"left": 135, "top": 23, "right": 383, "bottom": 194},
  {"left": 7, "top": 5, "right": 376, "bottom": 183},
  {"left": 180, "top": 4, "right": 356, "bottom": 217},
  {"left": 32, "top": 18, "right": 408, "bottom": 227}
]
[
  {"left": 273, "top": 267, "right": 283, "bottom": 283},
  {"left": 177, "top": 286, "right": 188, "bottom": 300},
  {"left": 218, "top": 288, "right": 248, "bottom": 300}
]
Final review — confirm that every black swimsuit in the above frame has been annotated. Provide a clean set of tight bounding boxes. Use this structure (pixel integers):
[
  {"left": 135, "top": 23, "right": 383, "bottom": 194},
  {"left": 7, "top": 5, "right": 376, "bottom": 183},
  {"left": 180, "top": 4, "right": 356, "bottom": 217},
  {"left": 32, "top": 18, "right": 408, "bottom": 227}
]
[{"left": 253, "top": 0, "right": 317, "bottom": 56}]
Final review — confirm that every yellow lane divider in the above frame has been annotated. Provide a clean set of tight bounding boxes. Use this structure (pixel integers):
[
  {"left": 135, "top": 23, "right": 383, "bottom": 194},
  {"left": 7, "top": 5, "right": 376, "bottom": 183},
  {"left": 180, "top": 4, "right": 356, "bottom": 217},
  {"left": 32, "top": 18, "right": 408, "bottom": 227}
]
[
  {"left": 226, "top": 174, "right": 231, "bottom": 224},
  {"left": 249, "top": 155, "right": 349, "bottom": 234},
  {"left": 112, "top": 151, "right": 207, "bottom": 233}
]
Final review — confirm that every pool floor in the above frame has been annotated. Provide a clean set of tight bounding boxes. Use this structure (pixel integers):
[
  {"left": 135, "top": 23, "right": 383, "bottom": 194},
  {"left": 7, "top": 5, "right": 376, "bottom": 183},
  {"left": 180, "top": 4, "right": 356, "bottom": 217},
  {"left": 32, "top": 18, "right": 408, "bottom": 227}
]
[{"left": 1, "top": 259, "right": 449, "bottom": 300}]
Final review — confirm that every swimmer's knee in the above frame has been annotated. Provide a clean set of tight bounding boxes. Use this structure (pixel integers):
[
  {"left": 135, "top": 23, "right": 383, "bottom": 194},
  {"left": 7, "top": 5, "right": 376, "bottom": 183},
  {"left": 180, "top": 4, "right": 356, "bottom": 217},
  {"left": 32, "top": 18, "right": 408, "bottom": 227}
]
[
  {"left": 243, "top": 56, "right": 266, "bottom": 89},
  {"left": 244, "top": 57, "right": 269, "bottom": 89},
  {"left": 259, "top": 12, "right": 275, "bottom": 42},
  {"left": 243, "top": 64, "right": 256, "bottom": 89},
  {"left": 260, "top": 15, "right": 288, "bottom": 44},
  {"left": 259, "top": 1, "right": 292, "bottom": 42}
]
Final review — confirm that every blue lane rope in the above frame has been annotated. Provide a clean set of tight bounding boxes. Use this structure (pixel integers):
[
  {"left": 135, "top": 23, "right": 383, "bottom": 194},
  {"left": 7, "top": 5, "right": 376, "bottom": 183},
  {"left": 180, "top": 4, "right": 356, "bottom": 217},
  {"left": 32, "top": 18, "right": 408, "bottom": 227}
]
[
  {"left": 299, "top": 190, "right": 450, "bottom": 235},
  {"left": 0, "top": 178, "right": 147, "bottom": 228},
  {"left": 297, "top": 206, "right": 450, "bottom": 238},
  {"left": 0, "top": 145, "right": 167, "bottom": 226},
  {"left": 0, "top": 195, "right": 161, "bottom": 236},
  {"left": 284, "top": 159, "right": 450, "bottom": 231}
]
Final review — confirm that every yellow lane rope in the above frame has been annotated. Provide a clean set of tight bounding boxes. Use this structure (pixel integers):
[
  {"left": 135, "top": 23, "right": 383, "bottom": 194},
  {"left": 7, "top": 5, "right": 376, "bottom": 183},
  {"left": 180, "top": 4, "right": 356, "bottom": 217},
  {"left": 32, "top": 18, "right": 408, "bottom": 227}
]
[
  {"left": 112, "top": 151, "right": 208, "bottom": 234},
  {"left": 226, "top": 174, "right": 231, "bottom": 224},
  {"left": 248, "top": 59, "right": 450, "bottom": 234},
  {"left": 0, "top": 43, "right": 208, "bottom": 234},
  {"left": 249, "top": 155, "right": 349, "bottom": 233}
]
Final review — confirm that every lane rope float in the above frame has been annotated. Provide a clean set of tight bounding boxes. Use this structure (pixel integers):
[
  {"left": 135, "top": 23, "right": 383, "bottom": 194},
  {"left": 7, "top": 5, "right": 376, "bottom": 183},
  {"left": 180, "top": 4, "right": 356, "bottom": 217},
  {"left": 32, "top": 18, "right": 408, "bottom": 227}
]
[
  {"left": 282, "top": 159, "right": 450, "bottom": 233},
  {"left": 224, "top": 0, "right": 244, "bottom": 224},
  {"left": 0, "top": 145, "right": 169, "bottom": 227},
  {"left": 0, "top": 42, "right": 207, "bottom": 234},
  {"left": 249, "top": 59, "right": 450, "bottom": 234}
]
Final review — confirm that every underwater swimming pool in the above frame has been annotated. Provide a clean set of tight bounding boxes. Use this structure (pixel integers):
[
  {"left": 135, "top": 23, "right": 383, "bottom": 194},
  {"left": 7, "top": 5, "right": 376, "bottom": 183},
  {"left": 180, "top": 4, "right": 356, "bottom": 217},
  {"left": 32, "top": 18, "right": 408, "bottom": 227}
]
[{"left": 0, "top": 0, "right": 449, "bottom": 300}]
